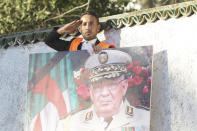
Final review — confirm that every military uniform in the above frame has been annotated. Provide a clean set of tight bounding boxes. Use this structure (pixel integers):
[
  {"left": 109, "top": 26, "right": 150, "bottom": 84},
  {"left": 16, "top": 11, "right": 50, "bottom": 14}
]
[
  {"left": 56, "top": 50, "right": 150, "bottom": 131},
  {"left": 57, "top": 100, "right": 150, "bottom": 131}
]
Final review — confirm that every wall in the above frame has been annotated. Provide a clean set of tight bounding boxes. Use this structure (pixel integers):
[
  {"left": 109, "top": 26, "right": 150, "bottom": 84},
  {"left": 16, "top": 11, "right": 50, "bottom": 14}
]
[
  {"left": 0, "top": 14, "right": 197, "bottom": 131},
  {"left": 98, "top": 14, "right": 197, "bottom": 131},
  {"left": 0, "top": 44, "right": 55, "bottom": 131}
]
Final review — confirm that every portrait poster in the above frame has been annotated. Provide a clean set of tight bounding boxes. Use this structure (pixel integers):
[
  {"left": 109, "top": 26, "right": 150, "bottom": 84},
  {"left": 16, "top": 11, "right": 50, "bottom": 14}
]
[{"left": 26, "top": 46, "right": 153, "bottom": 131}]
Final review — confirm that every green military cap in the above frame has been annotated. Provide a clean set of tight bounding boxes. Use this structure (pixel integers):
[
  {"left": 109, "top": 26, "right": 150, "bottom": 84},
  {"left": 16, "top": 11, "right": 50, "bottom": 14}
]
[{"left": 84, "top": 50, "right": 132, "bottom": 83}]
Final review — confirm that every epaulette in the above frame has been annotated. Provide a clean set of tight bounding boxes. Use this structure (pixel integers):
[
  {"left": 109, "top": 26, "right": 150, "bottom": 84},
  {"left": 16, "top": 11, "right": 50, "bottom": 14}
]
[
  {"left": 135, "top": 105, "right": 150, "bottom": 111},
  {"left": 126, "top": 106, "right": 133, "bottom": 116},
  {"left": 85, "top": 111, "right": 93, "bottom": 121}
]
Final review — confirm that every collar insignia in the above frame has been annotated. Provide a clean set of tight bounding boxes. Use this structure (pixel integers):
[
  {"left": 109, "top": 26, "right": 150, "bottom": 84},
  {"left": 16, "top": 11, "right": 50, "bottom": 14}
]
[
  {"left": 85, "top": 111, "right": 93, "bottom": 121},
  {"left": 126, "top": 106, "right": 133, "bottom": 116}
]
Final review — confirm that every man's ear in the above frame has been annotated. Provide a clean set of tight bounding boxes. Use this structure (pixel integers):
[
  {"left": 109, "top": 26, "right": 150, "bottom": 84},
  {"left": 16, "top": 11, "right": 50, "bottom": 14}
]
[
  {"left": 97, "top": 24, "right": 101, "bottom": 32},
  {"left": 78, "top": 26, "right": 82, "bottom": 33}
]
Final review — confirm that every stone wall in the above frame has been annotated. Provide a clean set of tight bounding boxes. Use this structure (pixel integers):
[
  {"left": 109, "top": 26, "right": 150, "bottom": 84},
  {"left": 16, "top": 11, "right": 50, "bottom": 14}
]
[
  {"left": 0, "top": 44, "right": 55, "bottom": 131},
  {"left": 0, "top": 14, "right": 197, "bottom": 131}
]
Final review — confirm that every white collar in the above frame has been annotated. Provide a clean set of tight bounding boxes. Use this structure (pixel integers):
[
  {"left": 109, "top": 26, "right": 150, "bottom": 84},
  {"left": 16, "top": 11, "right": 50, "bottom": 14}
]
[{"left": 82, "top": 38, "right": 97, "bottom": 45}]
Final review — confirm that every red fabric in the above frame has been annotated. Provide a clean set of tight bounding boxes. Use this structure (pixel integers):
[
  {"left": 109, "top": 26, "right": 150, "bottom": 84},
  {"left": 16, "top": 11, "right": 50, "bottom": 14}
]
[
  {"left": 34, "top": 75, "right": 67, "bottom": 117},
  {"left": 33, "top": 113, "right": 42, "bottom": 131}
]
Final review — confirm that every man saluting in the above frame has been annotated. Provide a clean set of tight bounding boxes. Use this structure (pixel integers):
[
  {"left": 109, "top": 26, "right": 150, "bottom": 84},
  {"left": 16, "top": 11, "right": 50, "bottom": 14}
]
[{"left": 45, "top": 11, "right": 115, "bottom": 54}]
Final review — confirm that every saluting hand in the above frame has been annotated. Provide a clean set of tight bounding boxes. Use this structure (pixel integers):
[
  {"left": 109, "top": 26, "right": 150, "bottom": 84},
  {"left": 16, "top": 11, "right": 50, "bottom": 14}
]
[{"left": 57, "top": 20, "right": 82, "bottom": 35}]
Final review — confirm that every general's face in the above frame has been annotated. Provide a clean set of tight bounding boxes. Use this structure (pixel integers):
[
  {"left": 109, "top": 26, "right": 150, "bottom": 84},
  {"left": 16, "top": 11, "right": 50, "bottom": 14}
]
[
  {"left": 80, "top": 14, "right": 100, "bottom": 41},
  {"left": 89, "top": 77, "right": 128, "bottom": 118}
]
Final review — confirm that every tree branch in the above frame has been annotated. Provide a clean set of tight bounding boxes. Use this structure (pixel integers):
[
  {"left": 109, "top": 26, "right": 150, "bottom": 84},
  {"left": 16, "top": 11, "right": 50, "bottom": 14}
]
[
  {"left": 45, "top": 2, "right": 89, "bottom": 22},
  {"left": 86, "top": 0, "right": 91, "bottom": 11}
]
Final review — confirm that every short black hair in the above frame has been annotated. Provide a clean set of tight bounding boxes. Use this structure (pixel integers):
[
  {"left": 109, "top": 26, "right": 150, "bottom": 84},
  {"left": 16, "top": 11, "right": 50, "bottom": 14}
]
[{"left": 81, "top": 11, "right": 99, "bottom": 23}]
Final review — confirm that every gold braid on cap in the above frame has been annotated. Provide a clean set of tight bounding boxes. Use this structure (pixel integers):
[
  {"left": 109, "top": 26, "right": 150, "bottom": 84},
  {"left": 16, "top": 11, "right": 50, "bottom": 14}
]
[{"left": 88, "top": 64, "right": 127, "bottom": 82}]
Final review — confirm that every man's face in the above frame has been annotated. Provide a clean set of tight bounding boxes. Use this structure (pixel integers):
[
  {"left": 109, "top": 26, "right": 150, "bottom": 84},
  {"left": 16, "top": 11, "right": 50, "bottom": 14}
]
[
  {"left": 80, "top": 14, "right": 100, "bottom": 41},
  {"left": 89, "top": 77, "right": 128, "bottom": 118}
]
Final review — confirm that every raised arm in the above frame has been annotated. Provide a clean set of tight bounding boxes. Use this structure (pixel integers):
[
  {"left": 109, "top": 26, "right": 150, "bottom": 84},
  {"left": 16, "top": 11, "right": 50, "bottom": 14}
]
[{"left": 44, "top": 20, "right": 82, "bottom": 51}]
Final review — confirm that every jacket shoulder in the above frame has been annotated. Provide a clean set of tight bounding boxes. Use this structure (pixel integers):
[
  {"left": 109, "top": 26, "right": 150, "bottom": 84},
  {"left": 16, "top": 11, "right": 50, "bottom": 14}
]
[{"left": 70, "top": 107, "right": 92, "bottom": 122}]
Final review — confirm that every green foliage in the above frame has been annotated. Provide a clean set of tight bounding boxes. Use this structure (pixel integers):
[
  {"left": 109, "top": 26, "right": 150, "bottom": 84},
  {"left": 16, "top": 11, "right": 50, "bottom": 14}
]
[{"left": 0, "top": 0, "right": 130, "bottom": 35}]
